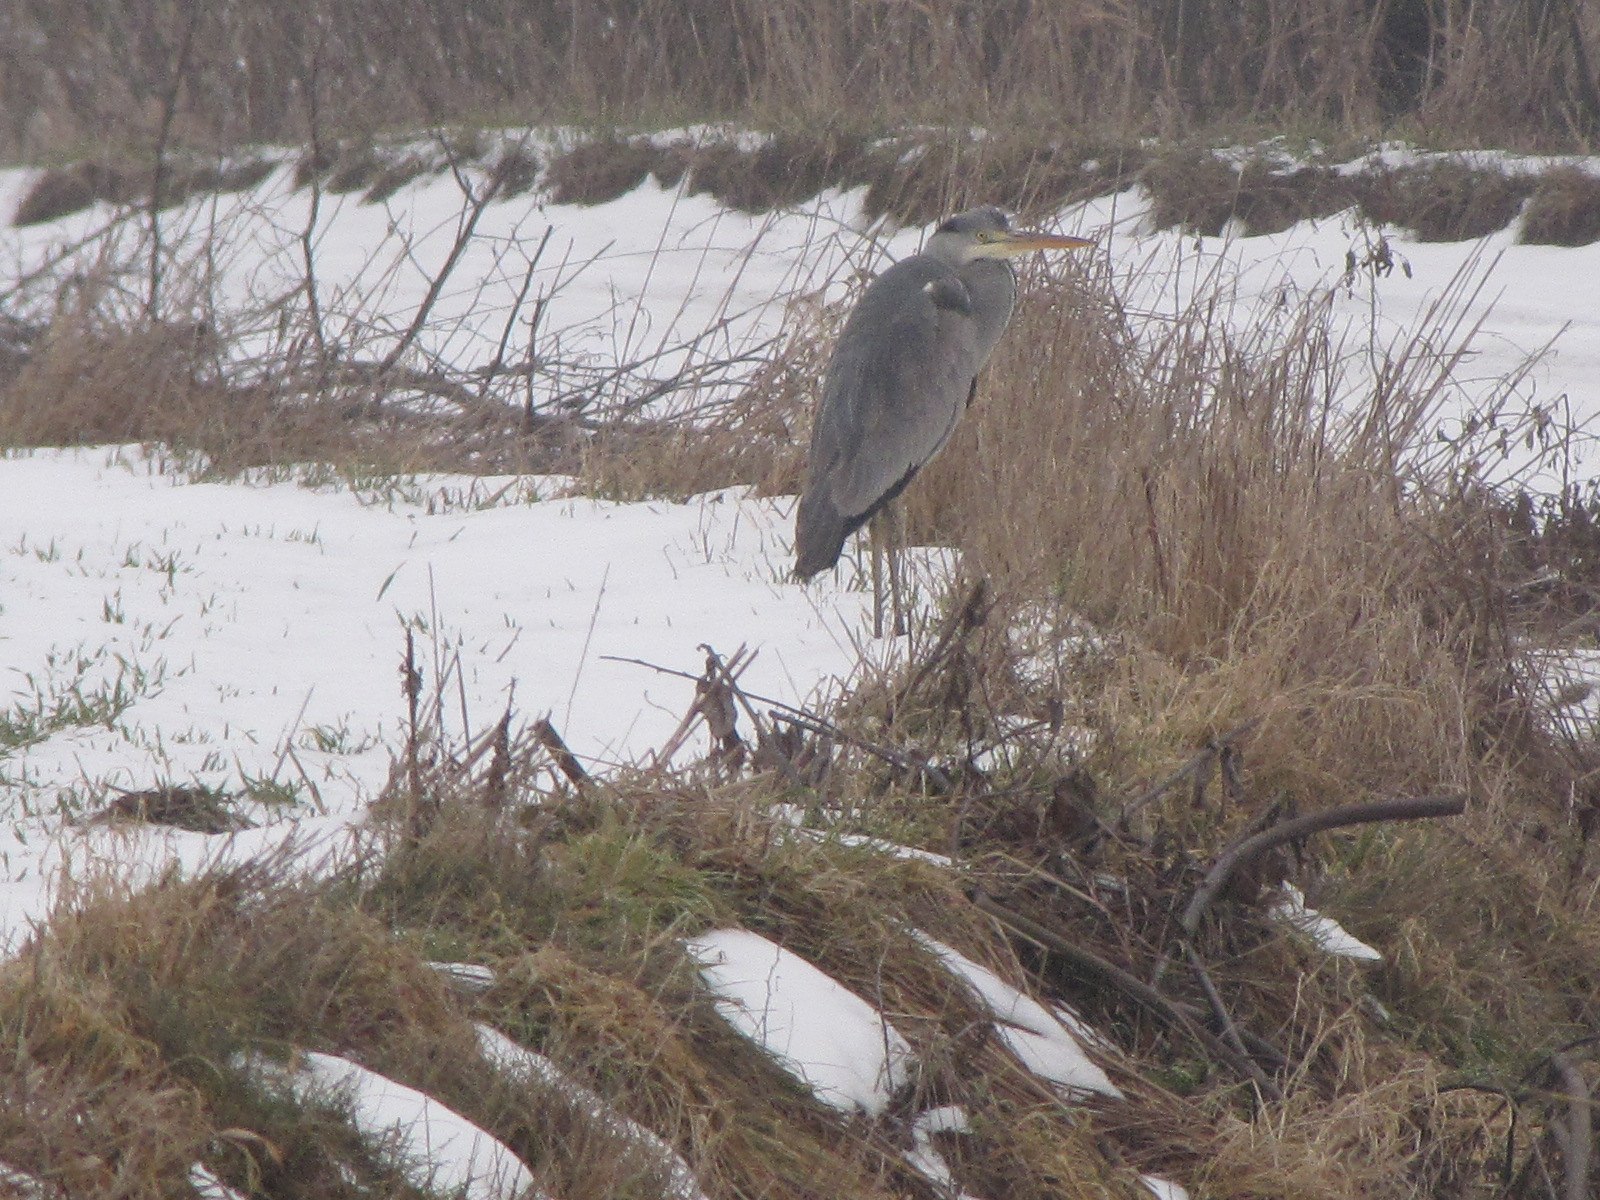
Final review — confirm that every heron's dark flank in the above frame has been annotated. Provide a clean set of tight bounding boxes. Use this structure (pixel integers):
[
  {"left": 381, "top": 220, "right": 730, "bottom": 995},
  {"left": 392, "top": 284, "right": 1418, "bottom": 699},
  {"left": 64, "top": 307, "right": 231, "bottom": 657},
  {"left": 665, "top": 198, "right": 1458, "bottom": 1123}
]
[{"left": 793, "top": 207, "right": 1092, "bottom": 582}]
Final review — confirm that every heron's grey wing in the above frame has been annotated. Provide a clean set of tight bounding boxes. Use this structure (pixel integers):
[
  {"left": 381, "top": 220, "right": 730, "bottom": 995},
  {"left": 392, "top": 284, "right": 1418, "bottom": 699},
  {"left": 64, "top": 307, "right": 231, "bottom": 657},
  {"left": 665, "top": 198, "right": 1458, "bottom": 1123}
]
[{"left": 807, "top": 258, "right": 984, "bottom": 523}]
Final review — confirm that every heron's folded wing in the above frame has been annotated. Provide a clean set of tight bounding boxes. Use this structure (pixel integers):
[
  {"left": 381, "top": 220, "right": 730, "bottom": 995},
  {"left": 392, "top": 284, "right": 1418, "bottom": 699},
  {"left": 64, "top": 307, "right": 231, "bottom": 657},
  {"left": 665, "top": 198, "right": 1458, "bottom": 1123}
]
[{"left": 810, "top": 260, "right": 982, "bottom": 522}]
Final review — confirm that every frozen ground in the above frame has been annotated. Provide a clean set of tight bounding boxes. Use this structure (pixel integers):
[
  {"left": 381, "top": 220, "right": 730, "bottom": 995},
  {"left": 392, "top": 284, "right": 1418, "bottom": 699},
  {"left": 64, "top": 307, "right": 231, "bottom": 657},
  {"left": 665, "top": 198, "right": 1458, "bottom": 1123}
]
[
  {"left": 0, "top": 448, "right": 885, "bottom": 942},
  {"left": 2, "top": 135, "right": 1597, "bottom": 1196}
]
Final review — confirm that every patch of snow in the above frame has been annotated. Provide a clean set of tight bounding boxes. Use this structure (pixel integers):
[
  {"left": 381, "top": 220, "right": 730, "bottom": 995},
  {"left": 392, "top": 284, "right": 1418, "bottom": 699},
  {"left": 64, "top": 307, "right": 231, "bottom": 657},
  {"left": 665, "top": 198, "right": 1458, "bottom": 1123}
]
[
  {"left": 189, "top": 1163, "right": 249, "bottom": 1200},
  {"left": 685, "top": 928, "right": 915, "bottom": 1115},
  {"left": 427, "top": 961, "right": 498, "bottom": 995},
  {"left": 0, "top": 1162, "right": 48, "bottom": 1196},
  {"left": 1140, "top": 1174, "right": 1192, "bottom": 1200},
  {"left": 812, "top": 830, "right": 953, "bottom": 866},
  {"left": 240, "top": 1049, "right": 541, "bottom": 1200},
  {"left": 903, "top": 1105, "right": 985, "bottom": 1200},
  {"left": 0, "top": 450, "right": 872, "bottom": 949},
  {"left": 1269, "top": 884, "right": 1383, "bottom": 962},
  {"left": 769, "top": 804, "right": 955, "bottom": 866},
  {"left": 475, "top": 1024, "right": 707, "bottom": 1200},
  {"left": 912, "top": 931, "right": 1122, "bottom": 1099}
]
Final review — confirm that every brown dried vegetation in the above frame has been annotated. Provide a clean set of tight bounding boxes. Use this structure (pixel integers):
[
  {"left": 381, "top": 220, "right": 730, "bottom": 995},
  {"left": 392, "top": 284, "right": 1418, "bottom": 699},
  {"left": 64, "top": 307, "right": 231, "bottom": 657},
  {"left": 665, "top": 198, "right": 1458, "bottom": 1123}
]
[
  {"left": 1359, "top": 161, "right": 1536, "bottom": 241},
  {"left": 1520, "top": 166, "right": 1600, "bottom": 246}
]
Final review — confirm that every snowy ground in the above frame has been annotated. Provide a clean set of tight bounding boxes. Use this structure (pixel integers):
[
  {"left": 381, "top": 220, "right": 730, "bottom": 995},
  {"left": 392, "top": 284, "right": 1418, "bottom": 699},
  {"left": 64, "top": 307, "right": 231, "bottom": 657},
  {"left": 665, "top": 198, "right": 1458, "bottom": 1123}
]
[
  {"left": 2, "top": 135, "right": 1597, "bottom": 1198},
  {"left": 2, "top": 127, "right": 1596, "bottom": 970},
  {"left": 0, "top": 449, "right": 889, "bottom": 941}
]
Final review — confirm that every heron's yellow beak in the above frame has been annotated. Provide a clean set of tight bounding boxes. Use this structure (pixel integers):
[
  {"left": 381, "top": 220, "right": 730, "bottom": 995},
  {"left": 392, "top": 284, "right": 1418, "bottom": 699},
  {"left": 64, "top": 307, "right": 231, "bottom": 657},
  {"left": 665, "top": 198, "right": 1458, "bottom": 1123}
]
[{"left": 988, "top": 230, "right": 1095, "bottom": 257}]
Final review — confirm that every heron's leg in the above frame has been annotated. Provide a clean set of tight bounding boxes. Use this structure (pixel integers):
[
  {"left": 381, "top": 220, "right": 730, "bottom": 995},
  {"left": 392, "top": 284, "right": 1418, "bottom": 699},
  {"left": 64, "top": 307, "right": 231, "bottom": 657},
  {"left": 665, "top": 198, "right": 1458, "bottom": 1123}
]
[
  {"left": 885, "top": 505, "right": 908, "bottom": 637},
  {"left": 869, "top": 520, "right": 886, "bottom": 638}
]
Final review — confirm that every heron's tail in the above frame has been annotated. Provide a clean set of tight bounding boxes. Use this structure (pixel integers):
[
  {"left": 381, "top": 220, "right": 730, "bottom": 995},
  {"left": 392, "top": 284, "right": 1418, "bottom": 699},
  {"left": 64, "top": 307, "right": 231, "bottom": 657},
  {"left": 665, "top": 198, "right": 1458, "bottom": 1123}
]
[{"left": 793, "top": 490, "right": 851, "bottom": 580}]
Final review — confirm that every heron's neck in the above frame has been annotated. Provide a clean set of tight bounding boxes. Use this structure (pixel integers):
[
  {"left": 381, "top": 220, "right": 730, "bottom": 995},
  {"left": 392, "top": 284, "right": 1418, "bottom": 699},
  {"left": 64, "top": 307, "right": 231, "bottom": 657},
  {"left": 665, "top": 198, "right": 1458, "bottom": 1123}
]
[{"left": 959, "top": 258, "right": 1018, "bottom": 364}]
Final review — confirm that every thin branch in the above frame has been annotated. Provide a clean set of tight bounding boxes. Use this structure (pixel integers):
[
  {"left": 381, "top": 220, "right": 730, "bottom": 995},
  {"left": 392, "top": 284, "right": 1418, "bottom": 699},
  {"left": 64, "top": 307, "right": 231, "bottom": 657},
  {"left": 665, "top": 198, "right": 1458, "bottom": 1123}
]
[
  {"left": 1180, "top": 794, "right": 1466, "bottom": 938},
  {"left": 297, "top": 34, "right": 329, "bottom": 359},
  {"left": 890, "top": 578, "right": 989, "bottom": 714},
  {"left": 484, "top": 224, "right": 553, "bottom": 400},
  {"left": 1549, "top": 1052, "right": 1592, "bottom": 1200},
  {"left": 974, "top": 891, "right": 1283, "bottom": 1102},
  {"left": 602, "top": 652, "right": 955, "bottom": 790},
  {"left": 1185, "top": 942, "right": 1253, "bottom": 1065},
  {"left": 144, "top": 0, "right": 203, "bottom": 318},
  {"left": 533, "top": 717, "right": 591, "bottom": 787},
  {"left": 375, "top": 143, "right": 496, "bottom": 378},
  {"left": 1122, "top": 719, "right": 1261, "bottom": 818}
]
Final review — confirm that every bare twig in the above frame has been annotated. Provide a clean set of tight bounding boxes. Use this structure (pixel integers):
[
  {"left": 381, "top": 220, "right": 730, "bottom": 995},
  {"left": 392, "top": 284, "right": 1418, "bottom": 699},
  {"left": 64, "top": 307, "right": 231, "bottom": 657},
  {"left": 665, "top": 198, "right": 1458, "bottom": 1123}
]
[
  {"left": 891, "top": 578, "right": 989, "bottom": 714},
  {"left": 297, "top": 35, "right": 329, "bottom": 359},
  {"left": 1548, "top": 1052, "right": 1592, "bottom": 1200},
  {"left": 144, "top": 0, "right": 203, "bottom": 318},
  {"left": 374, "top": 143, "right": 497, "bottom": 380},
  {"left": 603, "top": 652, "right": 954, "bottom": 790},
  {"left": 974, "top": 892, "right": 1283, "bottom": 1102},
  {"left": 651, "top": 646, "right": 756, "bottom": 767},
  {"left": 1184, "top": 942, "right": 1255, "bottom": 1065},
  {"left": 533, "top": 717, "right": 590, "bottom": 787},
  {"left": 484, "top": 704, "right": 515, "bottom": 811},
  {"left": 1180, "top": 794, "right": 1467, "bottom": 939},
  {"left": 401, "top": 628, "right": 427, "bottom": 839},
  {"left": 1122, "top": 719, "right": 1262, "bottom": 819},
  {"left": 484, "top": 224, "right": 553, "bottom": 401},
  {"left": 699, "top": 644, "right": 814, "bottom": 788}
]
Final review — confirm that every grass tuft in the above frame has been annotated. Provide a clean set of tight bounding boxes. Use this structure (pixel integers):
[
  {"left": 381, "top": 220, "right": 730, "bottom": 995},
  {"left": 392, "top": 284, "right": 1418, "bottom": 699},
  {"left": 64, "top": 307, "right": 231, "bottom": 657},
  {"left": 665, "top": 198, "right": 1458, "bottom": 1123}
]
[
  {"left": 1359, "top": 160, "right": 1534, "bottom": 241},
  {"left": 1519, "top": 166, "right": 1600, "bottom": 246}
]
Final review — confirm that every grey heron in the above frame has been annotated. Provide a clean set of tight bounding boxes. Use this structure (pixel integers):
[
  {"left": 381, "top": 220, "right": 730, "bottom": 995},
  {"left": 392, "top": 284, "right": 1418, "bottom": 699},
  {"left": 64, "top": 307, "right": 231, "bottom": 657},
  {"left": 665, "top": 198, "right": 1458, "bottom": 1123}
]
[{"left": 792, "top": 207, "right": 1094, "bottom": 634}]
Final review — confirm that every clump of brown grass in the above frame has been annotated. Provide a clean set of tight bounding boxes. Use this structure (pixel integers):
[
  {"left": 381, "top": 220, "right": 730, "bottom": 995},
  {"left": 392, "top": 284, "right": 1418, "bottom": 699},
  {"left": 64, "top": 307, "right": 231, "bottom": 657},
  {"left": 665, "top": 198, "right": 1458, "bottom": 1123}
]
[
  {"left": 487, "top": 143, "right": 543, "bottom": 199},
  {"left": 361, "top": 152, "right": 436, "bottom": 204},
  {"left": 1359, "top": 161, "right": 1534, "bottom": 241},
  {"left": 11, "top": 156, "right": 275, "bottom": 226},
  {"left": 1519, "top": 166, "right": 1600, "bottom": 246},
  {"left": 857, "top": 134, "right": 1148, "bottom": 229},
  {"left": 1142, "top": 148, "right": 1357, "bottom": 236},
  {"left": 899, "top": 249, "right": 1548, "bottom": 811},
  {"left": 544, "top": 136, "right": 682, "bottom": 205},
  {"left": 684, "top": 131, "right": 873, "bottom": 212},
  {"left": 0, "top": 857, "right": 471, "bottom": 1197},
  {"left": 11, "top": 160, "right": 140, "bottom": 225}
]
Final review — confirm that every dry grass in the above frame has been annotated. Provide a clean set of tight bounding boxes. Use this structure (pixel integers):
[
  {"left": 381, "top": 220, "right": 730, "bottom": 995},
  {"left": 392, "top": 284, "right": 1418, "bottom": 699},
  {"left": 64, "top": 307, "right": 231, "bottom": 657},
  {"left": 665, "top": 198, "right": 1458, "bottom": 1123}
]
[
  {"left": 544, "top": 137, "right": 680, "bottom": 206},
  {"left": 1360, "top": 161, "right": 1536, "bottom": 242},
  {"left": 1142, "top": 149, "right": 1359, "bottom": 237},
  {"left": 10, "top": 156, "right": 274, "bottom": 225},
  {"left": 5, "top": 0, "right": 1598, "bottom": 166},
  {"left": 1520, "top": 166, "right": 1600, "bottom": 246},
  {"left": 7, "top": 652, "right": 1589, "bottom": 1198},
  {"left": 881, "top": 250, "right": 1554, "bottom": 812}
]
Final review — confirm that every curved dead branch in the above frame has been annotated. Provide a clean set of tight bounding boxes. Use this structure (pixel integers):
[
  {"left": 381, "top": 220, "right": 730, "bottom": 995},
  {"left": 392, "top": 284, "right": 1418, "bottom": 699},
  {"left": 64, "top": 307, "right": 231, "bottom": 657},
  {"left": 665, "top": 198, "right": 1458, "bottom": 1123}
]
[{"left": 1180, "top": 794, "right": 1467, "bottom": 938}]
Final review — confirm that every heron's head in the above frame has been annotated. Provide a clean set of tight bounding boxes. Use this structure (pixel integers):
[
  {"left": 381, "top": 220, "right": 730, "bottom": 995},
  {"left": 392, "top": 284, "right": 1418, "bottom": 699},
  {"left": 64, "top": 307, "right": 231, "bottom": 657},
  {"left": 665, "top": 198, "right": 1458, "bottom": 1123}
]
[{"left": 927, "top": 207, "right": 1094, "bottom": 265}]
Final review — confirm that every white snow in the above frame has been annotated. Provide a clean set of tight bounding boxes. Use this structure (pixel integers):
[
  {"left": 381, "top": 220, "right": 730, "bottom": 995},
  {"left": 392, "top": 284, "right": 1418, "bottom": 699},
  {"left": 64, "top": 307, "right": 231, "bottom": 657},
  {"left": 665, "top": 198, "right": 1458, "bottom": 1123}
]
[
  {"left": 0, "top": 1162, "right": 47, "bottom": 1196},
  {"left": 474, "top": 1023, "right": 707, "bottom": 1200},
  {"left": 427, "top": 961, "right": 499, "bottom": 995},
  {"left": 903, "top": 1105, "right": 984, "bottom": 1200},
  {"left": 1140, "top": 1174, "right": 1193, "bottom": 1200},
  {"left": 684, "top": 927, "right": 915, "bottom": 1115},
  {"left": 188, "top": 1163, "right": 249, "bottom": 1200},
  {"left": 770, "top": 803, "right": 955, "bottom": 866},
  {"left": 1269, "top": 883, "right": 1384, "bottom": 962},
  {"left": 0, "top": 450, "right": 871, "bottom": 948},
  {"left": 911, "top": 931, "right": 1122, "bottom": 1099},
  {"left": 240, "top": 1049, "right": 542, "bottom": 1200}
]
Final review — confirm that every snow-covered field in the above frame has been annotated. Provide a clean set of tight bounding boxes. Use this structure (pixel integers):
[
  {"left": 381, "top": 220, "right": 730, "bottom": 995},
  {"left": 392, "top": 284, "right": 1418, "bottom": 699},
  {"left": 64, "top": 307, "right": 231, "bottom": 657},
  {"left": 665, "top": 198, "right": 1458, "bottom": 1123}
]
[{"left": 3, "top": 136, "right": 1599, "bottom": 1196}]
